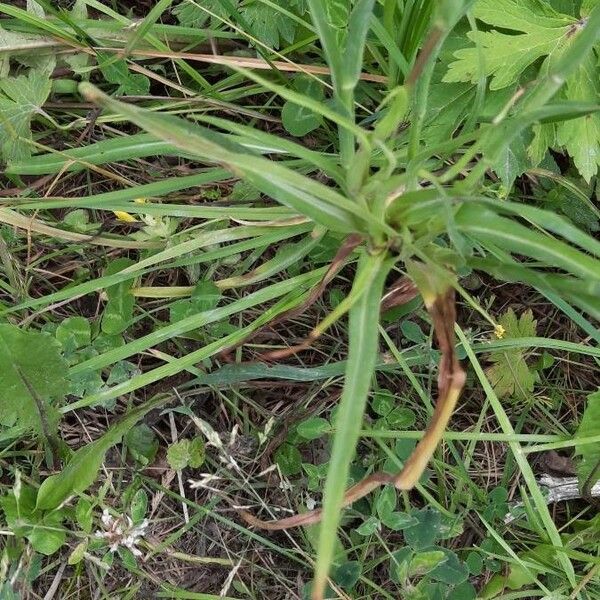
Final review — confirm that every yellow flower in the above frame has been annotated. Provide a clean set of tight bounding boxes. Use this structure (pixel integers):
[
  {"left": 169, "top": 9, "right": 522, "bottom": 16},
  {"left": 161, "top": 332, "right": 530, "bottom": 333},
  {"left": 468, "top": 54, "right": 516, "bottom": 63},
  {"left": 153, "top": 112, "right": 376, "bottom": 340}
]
[
  {"left": 494, "top": 324, "right": 506, "bottom": 339},
  {"left": 113, "top": 210, "right": 138, "bottom": 223}
]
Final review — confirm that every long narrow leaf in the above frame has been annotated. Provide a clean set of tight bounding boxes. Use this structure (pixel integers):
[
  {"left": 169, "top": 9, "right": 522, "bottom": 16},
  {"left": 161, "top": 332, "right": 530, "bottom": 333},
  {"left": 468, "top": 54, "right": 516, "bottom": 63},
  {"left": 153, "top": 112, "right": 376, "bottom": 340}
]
[{"left": 313, "top": 251, "right": 392, "bottom": 598}]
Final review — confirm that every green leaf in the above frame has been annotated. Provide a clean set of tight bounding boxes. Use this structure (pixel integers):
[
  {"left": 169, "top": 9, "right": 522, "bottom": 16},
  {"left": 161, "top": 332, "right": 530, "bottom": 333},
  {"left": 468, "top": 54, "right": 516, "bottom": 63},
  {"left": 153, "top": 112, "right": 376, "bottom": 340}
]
[
  {"left": 428, "top": 548, "right": 469, "bottom": 584},
  {"left": 75, "top": 497, "right": 93, "bottom": 533},
  {"left": 375, "top": 485, "right": 396, "bottom": 521},
  {"left": 102, "top": 258, "right": 136, "bottom": 335},
  {"left": 314, "top": 252, "right": 391, "bottom": 593},
  {"left": 97, "top": 52, "right": 150, "bottom": 96},
  {"left": 55, "top": 317, "right": 91, "bottom": 354},
  {"left": 282, "top": 76, "right": 324, "bottom": 137},
  {"left": 243, "top": 3, "right": 296, "bottom": 49},
  {"left": 408, "top": 551, "right": 447, "bottom": 578},
  {"left": 0, "top": 483, "right": 66, "bottom": 556},
  {"left": 0, "top": 324, "right": 66, "bottom": 435},
  {"left": 333, "top": 561, "right": 361, "bottom": 589},
  {"left": 275, "top": 443, "right": 303, "bottom": 476},
  {"left": 130, "top": 489, "right": 148, "bottom": 524},
  {"left": 124, "top": 424, "right": 159, "bottom": 466},
  {"left": 404, "top": 508, "right": 442, "bottom": 551},
  {"left": 556, "top": 52, "right": 600, "bottom": 181},
  {"left": 444, "top": 0, "right": 575, "bottom": 90},
  {"left": 355, "top": 515, "right": 380, "bottom": 536},
  {"left": 0, "top": 68, "right": 52, "bottom": 164},
  {"left": 493, "top": 131, "right": 530, "bottom": 191},
  {"left": 297, "top": 417, "right": 330, "bottom": 440},
  {"left": 36, "top": 394, "right": 169, "bottom": 511},
  {"left": 485, "top": 309, "right": 538, "bottom": 401},
  {"left": 167, "top": 437, "right": 206, "bottom": 470},
  {"left": 574, "top": 390, "right": 600, "bottom": 491},
  {"left": 172, "top": 0, "right": 235, "bottom": 27},
  {"left": 80, "top": 83, "right": 371, "bottom": 234},
  {"left": 170, "top": 281, "right": 221, "bottom": 324}
]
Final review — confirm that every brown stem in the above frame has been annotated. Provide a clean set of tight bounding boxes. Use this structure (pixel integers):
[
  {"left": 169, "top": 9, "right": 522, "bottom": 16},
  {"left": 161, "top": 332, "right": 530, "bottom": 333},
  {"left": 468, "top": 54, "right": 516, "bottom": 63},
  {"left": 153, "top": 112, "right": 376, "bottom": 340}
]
[{"left": 238, "top": 288, "right": 465, "bottom": 530}]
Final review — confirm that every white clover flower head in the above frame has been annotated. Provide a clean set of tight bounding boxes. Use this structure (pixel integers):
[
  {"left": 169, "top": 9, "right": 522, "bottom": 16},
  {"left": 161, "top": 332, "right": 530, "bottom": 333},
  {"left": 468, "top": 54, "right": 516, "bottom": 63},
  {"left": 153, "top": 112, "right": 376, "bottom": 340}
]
[{"left": 94, "top": 509, "right": 148, "bottom": 557}]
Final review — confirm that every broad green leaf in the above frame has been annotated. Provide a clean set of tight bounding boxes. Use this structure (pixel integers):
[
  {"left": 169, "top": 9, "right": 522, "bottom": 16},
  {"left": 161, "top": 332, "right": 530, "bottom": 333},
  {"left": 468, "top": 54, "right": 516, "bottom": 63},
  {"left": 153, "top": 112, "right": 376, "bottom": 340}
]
[
  {"left": 408, "top": 551, "right": 447, "bottom": 578},
  {"left": 314, "top": 252, "right": 392, "bottom": 595},
  {"left": 574, "top": 390, "right": 600, "bottom": 491},
  {"left": 556, "top": 52, "right": 600, "bottom": 181},
  {"left": 124, "top": 424, "right": 159, "bottom": 466},
  {"left": 97, "top": 51, "right": 150, "bottom": 95},
  {"left": 166, "top": 437, "right": 205, "bottom": 470},
  {"left": 243, "top": 3, "right": 296, "bottom": 49},
  {"left": 297, "top": 417, "right": 330, "bottom": 440},
  {"left": 404, "top": 508, "right": 442, "bottom": 550},
  {"left": 275, "top": 443, "right": 303, "bottom": 476},
  {"left": 55, "top": 317, "right": 91, "bottom": 354},
  {"left": 485, "top": 309, "right": 538, "bottom": 401},
  {"left": 36, "top": 394, "right": 170, "bottom": 511},
  {"left": 444, "top": 0, "right": 574, "bottom": 90},
  {"left": 333, "top": 561, "right": 361, "bottom": 589},
  {"left": 0, "top": 68, "right": 51, "bottom": 164},
  {"left": 0, "top": 484, "right": 66, "bottom": 556},
  {"left": 0, "top": 324, "right": 66, "bottom": 435},
  {"left": 101, "top": 258, "right": 136, "bottom": 335},
  {"left": 281, "top": 76, "right": 324, "bottom": 137}
]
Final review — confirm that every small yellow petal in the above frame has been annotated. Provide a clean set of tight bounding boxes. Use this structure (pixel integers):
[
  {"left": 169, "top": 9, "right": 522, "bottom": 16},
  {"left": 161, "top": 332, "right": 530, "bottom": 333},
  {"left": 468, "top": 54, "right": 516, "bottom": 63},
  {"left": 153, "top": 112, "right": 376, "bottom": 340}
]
[
  {"left": 113, "top": 211, "right": 138, "bottom": 223},
  {"left": 494, "top": 324, "right": 506, "bottom": 339},
  {"left": 134, "top": 198, "right": 147, "bottom": 204}
]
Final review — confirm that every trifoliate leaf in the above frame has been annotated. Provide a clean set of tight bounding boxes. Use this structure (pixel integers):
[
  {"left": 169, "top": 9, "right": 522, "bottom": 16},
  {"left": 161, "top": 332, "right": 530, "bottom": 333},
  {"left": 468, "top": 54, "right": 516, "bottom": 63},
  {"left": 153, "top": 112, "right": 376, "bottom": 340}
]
[
  {"left": 486, "top": 309, "right": 538, "bottom": 401},
  {"left": 574, "top": 390, "right": 600, "bottom": 491},
  {"left": 0, "top": 324, "right": 67, "bottom": 436},
  {"left": 0, "top": 69, "right": 52, "bottom": 164}
]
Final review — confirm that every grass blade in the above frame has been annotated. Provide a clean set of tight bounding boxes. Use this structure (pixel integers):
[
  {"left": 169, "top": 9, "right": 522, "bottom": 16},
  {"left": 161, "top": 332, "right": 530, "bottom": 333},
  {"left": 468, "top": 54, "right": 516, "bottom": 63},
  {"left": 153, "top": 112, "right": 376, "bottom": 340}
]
[{"left": 313, "top": 250, "right": 391, "bottom": 599}]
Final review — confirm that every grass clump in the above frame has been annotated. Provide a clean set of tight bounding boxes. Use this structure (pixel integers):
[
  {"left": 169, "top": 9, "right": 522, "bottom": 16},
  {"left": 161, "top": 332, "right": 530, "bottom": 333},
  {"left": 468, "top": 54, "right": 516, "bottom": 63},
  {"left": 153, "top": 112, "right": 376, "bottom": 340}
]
[{"left": 0, "top": 1, "right": 599, "bottom": 599}]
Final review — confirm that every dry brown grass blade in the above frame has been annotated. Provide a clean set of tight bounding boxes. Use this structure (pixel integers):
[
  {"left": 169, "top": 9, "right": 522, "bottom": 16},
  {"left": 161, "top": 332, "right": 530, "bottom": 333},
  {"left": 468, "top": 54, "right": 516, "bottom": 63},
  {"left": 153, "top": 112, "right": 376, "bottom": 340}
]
[
  {"left": 258, "top": 275, "right": 418, "bottom": 361},
  {"left": 239, "top": 288, "right": 465, "bottom": 530},
  {"left": 115, "top": 49, "right": 388, "bottom": 84},
  {"left": 219, "top": 234, "right": 363, "bottom": 361}
]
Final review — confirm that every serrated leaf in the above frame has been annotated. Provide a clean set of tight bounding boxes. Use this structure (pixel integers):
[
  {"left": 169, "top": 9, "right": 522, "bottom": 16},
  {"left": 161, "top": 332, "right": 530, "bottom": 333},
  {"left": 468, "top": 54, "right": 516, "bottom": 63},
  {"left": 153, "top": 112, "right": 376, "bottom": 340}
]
[
  {"left": 97, "top": 52, "right": 150, "bottom": 96},
  {"left": 556, "top": 53, "right": 600, "bottom": 181},
  {"left": 0, "top": 69, "right": 52, "bottom": 164},
  {"left": 243, "top": 4, "right": 296, "bottom": 49},
  {"left": 485, "top": 309, "right": 538, "bottom": 401},
  {"left": 172, "top": 0, "right": 236, "bottom": 27},
  {"left": 574, "top": 390, "right": 600, "bottom": 491},
  {"left": 0, "top": 324, "right": 66, "bottom": 436}
]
